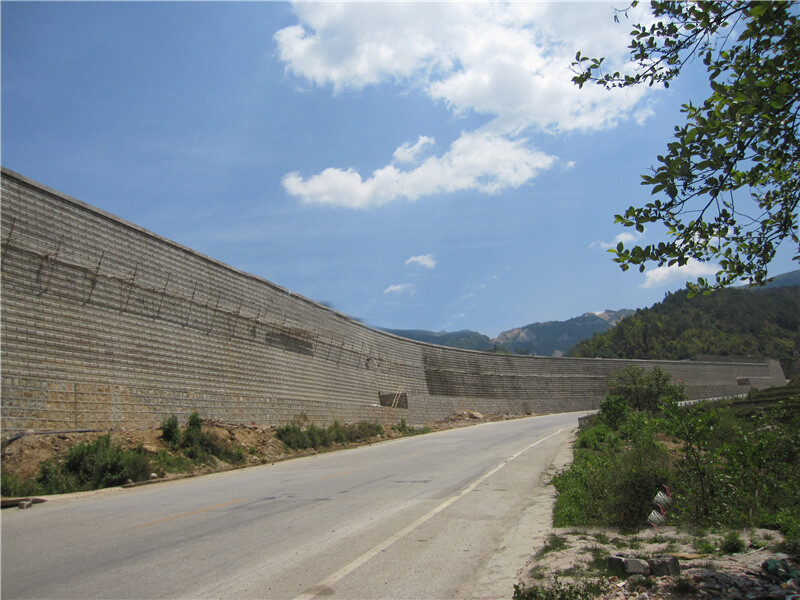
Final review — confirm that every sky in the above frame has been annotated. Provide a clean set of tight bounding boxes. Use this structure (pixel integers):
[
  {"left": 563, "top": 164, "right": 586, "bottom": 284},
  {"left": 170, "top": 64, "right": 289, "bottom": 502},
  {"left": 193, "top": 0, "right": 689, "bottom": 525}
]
[{"left": 2, "top": 1, "right": 796, "bottom": 338}]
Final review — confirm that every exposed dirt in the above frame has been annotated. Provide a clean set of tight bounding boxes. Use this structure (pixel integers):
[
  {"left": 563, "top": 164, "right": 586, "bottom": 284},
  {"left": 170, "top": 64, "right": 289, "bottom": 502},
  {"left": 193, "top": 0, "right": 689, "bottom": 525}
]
[{"left": 0, "top": 410, "right": 518, "bottom": 489}]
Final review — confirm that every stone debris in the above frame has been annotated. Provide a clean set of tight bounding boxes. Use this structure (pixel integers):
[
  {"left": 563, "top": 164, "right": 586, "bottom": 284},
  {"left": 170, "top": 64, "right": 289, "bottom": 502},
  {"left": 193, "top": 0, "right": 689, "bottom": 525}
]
[{"left": 519, "top": 528, "right": 799, "bottom": 600}]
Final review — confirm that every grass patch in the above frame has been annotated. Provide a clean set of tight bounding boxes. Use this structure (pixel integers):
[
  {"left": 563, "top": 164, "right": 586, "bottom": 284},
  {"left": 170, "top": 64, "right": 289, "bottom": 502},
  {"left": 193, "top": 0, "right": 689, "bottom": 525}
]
[
  {"left": 392, "top": 418, "right": 431, "bottom": 436},
  {"left": 693, "top": 538, "right": 716, "bottom": 554},
  {"left": 276, "top": 421, "right": 385, "bottom": 451},
  {"left": 536, "top": 533, "right": 569, "bottom": 557},
  {"left": 1, "top": 435, "right": 152, "bottom": 495},
  {"left": 513, "top": 580, "right": 606, "bottom": 600},
  {"left": 551, "top": 368, "right": 800, "bottom": 534}
]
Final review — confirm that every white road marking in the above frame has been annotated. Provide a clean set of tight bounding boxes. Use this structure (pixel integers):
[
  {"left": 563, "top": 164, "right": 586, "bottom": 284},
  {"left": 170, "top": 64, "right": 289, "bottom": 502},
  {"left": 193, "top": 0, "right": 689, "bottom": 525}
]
[{"left": 293, "top": 426, "right": 570, "bottom": 600}]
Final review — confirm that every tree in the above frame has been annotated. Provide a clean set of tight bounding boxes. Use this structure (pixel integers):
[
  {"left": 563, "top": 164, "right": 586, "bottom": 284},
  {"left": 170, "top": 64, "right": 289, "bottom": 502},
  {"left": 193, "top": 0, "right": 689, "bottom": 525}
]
[{"left": 573, "top": 1, "right": 799, "bottom": 291}]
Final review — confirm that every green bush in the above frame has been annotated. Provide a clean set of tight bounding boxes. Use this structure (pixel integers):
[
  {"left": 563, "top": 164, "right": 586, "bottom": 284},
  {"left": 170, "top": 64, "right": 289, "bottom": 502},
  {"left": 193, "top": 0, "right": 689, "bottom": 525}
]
[
  {"left": 276, "top": 424, "right": 312, "bottom": 450},
  {"left": 161, "top": 414, "right": 180, "bottom": 447},
  {"left": 276, "top": 421, "right": 385, "bottom": 451},
  {"left": 576, "top": 424, "right": 620, "bottom": 450},
  {"left": 720, "top": 532, "right": 745, "bottom": 554},
  {"left": 553, "top": 421, "right": 671, "bottom": 529},
  {"left": 1, "top": 472, "right": 38, "bottom": 497},
  {"left": 19, "top": 435, "right": 153, "bottom": 494},
  {"left": 598, "top": 395, "right": 630, "bottom": 430}
]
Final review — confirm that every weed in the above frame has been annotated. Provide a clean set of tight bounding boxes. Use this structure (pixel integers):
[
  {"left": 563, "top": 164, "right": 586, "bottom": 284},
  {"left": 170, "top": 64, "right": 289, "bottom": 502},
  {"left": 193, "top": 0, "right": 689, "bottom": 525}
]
[
  {"left": 693, "top": 538, "right": 716, "bottom": 554},
  {"left": 627, "top": 575, "right": 654, "bottom": 592},
  {"left": 720, "top": 531, "right": 745, "bottom": 554},
  {"left": 529, "top": 565, "right": 547, "bottom": 580},
  {"left": 536, "top": 533, "right": 569, "bottom": 557},
  {"left": 513, "top": 580, "right": 606, "bottom": 600},
  {"left": 1, "top": 472, "right": 38, "bottom": 497},
  {"left": 585, "top": 545, "right": 607, "bottom": 572},
  {"left": 392, "top": 419, "right": 430, "bottom": 436},
  {"left": 277, "top": 421, "right": 385, "bottom": 451},
  {"left": 591, "top": 532, "right": 610, "bottom": 544},
  {"left": 670, "top": 577, "right": 698, "bottom": 597}
]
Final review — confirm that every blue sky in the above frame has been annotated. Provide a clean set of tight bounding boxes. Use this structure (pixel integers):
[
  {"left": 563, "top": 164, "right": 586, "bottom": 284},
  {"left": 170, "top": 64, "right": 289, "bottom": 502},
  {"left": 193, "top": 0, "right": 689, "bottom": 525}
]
[{"left": 2, "top": 2, "right": 796, "bottom": 338}]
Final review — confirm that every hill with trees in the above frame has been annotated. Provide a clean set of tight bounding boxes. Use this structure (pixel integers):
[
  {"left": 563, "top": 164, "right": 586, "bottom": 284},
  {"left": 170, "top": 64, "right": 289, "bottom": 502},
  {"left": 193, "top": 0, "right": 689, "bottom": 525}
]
[
  {"left": 494, "top": 309, "right": 634, "bottom": 356},
  {"left": 568, "top": 282, "right": 799, "bottom": 360},
  {"left": 381, "top": 329, "right": 495, "bottom": 351}
]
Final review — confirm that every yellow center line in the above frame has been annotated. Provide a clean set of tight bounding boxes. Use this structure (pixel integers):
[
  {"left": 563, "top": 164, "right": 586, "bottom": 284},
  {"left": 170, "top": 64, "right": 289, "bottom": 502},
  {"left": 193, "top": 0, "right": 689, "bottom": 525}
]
[
  {"left": 130, "top": 497, "right": 249, "bottom": 529},
  {"left": 320, "top": 468, "right": 361, "bottom": 480}
]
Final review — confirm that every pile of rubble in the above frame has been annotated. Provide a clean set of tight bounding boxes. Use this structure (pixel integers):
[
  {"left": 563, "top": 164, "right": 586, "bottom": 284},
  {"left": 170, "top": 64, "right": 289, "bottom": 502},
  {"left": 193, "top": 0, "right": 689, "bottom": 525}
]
[
  {"left": 517, "top": 528, "right": 799, "bottom": 600},
  {"left": 604, "top": 553, "right": 799, "bottom": 599}
]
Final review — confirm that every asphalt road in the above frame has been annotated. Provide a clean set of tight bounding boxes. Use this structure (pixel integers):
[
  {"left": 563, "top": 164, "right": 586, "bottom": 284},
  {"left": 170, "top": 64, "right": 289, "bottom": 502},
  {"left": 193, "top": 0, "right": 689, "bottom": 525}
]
[{"left": 1, "top": 412, "right": 583, "bottom": 600}]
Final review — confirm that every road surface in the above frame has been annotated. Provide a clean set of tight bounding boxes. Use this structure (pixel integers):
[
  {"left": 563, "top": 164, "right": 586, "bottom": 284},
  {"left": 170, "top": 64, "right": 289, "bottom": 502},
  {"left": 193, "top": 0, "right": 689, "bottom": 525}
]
[{"left": 2, "top": 412, "right": 582, "bottom": 599}]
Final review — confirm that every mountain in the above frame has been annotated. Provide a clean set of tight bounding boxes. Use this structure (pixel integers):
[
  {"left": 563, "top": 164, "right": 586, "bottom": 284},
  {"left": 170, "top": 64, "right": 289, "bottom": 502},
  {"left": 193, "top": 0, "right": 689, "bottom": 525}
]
[
  {"left": 760, "top": 270, "right": 800, "bottom": 289},
  {"left": 494, "top": 309, "right": 635, "bottom": 357},
  {"left": 383, "top": 309, "right": 634, "bottom": 355},
  {"left": 381, "top": 329, "right": 495, "bottom": 351},
  {"left": 569, "top": 275, "right": 799, "bottom": 360}
]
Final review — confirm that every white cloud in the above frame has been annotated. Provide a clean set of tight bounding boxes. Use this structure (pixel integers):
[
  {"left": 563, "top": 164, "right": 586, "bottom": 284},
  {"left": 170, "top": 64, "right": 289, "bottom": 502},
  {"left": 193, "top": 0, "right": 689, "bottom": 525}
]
[
  {"left": 641, "top": 260, "right": 720, "bottom": 289},
  {"left": 383, "top": 283, "right": 415, "bottom": 295},
  {"left": 276, "top": 3, "right": 653, "bottom": 132},
  {"left": 591, "top": 231, "right": 645, "bottom": 250},
  {"left": 283, "top": 130, "right": 556, "bottom": 208},
  {"left": 276, "top": 2, "right": 657, "bottom": 208},
  {"left": 405, "top": 254, "right": 437, "bottom": 269},
  {"left": 393, "top": 136, "right": 435, "bottom": 164}
]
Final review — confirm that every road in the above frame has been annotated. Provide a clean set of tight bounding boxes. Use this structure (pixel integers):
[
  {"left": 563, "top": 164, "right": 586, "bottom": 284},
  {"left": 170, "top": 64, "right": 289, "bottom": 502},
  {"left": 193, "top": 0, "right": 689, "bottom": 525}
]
[{"left": 1, "top": 412, "right": 582, "bottom": 599}]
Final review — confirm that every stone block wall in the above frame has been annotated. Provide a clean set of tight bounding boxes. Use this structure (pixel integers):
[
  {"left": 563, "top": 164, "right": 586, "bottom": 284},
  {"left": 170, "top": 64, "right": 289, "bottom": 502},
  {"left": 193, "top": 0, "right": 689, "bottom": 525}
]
[{"left": 0, "top": 169, "right": 785, "bottom": 433}]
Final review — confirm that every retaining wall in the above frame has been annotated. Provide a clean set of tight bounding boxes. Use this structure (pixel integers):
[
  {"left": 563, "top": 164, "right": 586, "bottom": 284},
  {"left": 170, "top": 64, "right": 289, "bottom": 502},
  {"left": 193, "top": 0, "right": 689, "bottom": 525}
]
[{"left": 0, "top": 169, "right": 785, "bottom": 433}]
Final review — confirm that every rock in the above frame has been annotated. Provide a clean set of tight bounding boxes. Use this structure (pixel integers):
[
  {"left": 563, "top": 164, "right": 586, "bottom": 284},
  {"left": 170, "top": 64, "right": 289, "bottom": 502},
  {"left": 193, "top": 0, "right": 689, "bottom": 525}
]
[
  {"left": 648, "top": 556, "right": 681, "bottom": 576},
  {"left": 625, "top": 558, "right": 651, "bottom": 575},
  {"left": 150, "top": 472, "right": 159, "bottom": 479},
  {"left": 607, "top": 555, "right": 627, "bottom": 575}
]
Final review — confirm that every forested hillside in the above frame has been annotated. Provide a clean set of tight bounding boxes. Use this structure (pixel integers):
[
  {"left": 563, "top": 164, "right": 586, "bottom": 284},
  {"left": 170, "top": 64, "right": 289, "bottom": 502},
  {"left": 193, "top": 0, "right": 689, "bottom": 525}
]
[
  {"left": 381, "top": 329, "right": 495, "bottom": 351},
  {"left": 568, "top": 286, "right": 799, "bottom": 360}
]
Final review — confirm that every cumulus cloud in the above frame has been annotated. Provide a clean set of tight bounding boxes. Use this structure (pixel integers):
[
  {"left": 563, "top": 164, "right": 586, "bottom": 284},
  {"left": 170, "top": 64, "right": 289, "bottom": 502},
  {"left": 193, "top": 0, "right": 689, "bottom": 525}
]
[
  {"left": 405, "top": 254, "right": 437, "bottom": 269},
  {"left": 393, "top": 136, "right": 435, "bottom": 164},
  {"left": 283, "top": 130, "right": 556, "bottom": 208},
  {"left": 383, "top": 283, "right": 416, "bottom": 295},
  {"left": 641, "top": 259, "right": 719, "bottom": 288},
  {"left": 276, "top": 2, "right": 656, "bottom": 208}
]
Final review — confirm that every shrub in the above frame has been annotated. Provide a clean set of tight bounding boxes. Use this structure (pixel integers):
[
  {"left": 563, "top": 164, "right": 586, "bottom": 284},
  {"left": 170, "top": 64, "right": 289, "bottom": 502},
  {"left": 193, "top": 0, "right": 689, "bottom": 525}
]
[
  {"left": 27, "top": 435, "right": 152, "bottom": 494},
  {"left": 598, "top": 395, "right": 630, "bottom": 431},
  {"left": 720, "top": 532, "right": 745, "bottom": 554},
  {"left": 161, "top": 414, "right": 180, "bottom": 447},
  {"left": 576, "top": 424, "right": 620, "bottom": 450},
  {"left": 276, "top": 424, "right": 312, "bottom": 450},
  {"left": 607, "top": 366, "right": 686, "bottom": 413},
  {"left": 1, "top": 472, "right": 38, "bottom": 497},
  {"left": 181, "top": 412, "right": 204, "bottom": 449},
  {"left": 693, "top": 538, "right": 716, "bottom": 554}
]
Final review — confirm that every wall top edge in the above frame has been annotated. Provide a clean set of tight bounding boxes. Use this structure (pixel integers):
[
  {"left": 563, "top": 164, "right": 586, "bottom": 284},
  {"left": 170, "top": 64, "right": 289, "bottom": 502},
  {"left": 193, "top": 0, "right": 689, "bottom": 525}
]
[{"left": 0, "top": 167, "right": 775, "bottom": 369}]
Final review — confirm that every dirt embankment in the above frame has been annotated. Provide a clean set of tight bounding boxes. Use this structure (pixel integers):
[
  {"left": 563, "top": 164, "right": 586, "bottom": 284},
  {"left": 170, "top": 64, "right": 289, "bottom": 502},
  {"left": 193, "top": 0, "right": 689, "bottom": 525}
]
[{"left": 1, "top": 410, "right": 513, "bottom": 487}]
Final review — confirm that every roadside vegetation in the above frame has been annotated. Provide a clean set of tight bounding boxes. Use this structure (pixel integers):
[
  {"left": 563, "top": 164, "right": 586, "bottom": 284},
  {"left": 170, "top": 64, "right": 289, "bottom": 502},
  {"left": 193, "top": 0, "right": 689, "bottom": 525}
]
[
  {"left": 1, "top": 413, "right": 434, "bottom": 497},
  {"left": 515, "top": 368, "right": 800, "bottom": 600},
  {"left": 551, "top": 367, "right": 799, "bottom": 550}
]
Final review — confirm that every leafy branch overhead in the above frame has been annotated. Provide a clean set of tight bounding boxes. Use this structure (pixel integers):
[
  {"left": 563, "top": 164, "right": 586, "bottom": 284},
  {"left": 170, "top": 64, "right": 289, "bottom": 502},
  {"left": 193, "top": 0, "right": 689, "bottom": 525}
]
[{"left": 573, "top": 1, "right": 799, "bottom": 291}]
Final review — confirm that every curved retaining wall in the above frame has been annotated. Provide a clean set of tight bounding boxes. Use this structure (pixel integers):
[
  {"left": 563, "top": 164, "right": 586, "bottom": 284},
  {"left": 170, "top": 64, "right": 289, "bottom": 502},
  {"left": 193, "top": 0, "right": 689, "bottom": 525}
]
[{"left": 0, "top": 169, "right": 785, "bottom": 433}]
